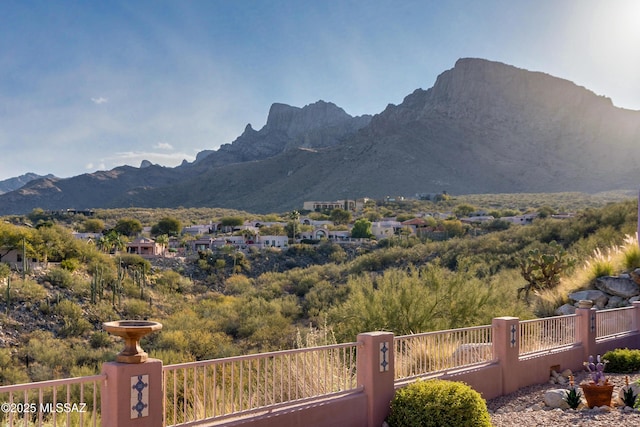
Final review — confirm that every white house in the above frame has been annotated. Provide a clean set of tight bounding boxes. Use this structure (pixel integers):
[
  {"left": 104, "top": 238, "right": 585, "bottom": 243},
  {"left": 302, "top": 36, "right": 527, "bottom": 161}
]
[
  {"left": 258, "top": 235, "right": 288, "bottom": 248},
  {"left": 182, "top": 223, "right": 214, "bottom": 236},
  {"left": 501, "top": 213, "right": 538, "bottom": 225},
  {"left": 371, "top": 220, "right": 402, "bottom": 240}
]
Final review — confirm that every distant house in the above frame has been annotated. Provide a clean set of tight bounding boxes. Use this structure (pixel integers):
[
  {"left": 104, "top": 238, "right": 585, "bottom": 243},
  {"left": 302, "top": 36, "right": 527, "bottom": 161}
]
[
  {"left": 0, "top": 248, "right": 38, "bottom": 271},
  {"left": 460, "top": 215, "right": 495, "bottom": 224},
  {"left": 182, "top": 223, "right": 214, "bottom": 236},
  {"left": 370, "top": 220, "right": 402, "bottom": 240},
  {"left": 126, "top": 237, "right": 161, "bottom": 258},
  {"left": 501, "top": 213, "right": 538, "bottom": 225},
  {"left": 299, "top": 227, "right": 358, "bottom": 243},
  {"left": 302, "top": 198, "right": 369, "bottom": 212},
  {"left": 401, "top": 218, "right": 432, "bottom": 236},
  {"left": 301, "top": 218, "right": 332, "bottom": 227},
  {"left": 192, "top": 237, "right": 215, "bottom": 252},
  {"left": 72, "top": 232, "right": 102, "bottom": 243},
  {"left": 258, "top": 235, "right": 288, "bottom": 248}
]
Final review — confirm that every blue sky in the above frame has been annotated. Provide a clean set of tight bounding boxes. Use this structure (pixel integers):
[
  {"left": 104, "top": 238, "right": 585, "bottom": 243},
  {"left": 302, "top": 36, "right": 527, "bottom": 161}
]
[{"left": 2, "top": 0, "right": 639, "bottom": 181}]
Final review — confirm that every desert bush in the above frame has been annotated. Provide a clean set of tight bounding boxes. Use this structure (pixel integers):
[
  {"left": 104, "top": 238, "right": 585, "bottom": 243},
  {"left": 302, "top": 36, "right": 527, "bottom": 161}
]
[
  {"left": 55, "top": 300, "right": 92, "bottom": 337},
  {"left": 603, "top": 348, "right": 640, "bottom": 373},
  {"left": 122, "top": 299, "right": 153, "bottom": 319},
  {"left": 155, "top": 269, "right": 193, "bottom": 294},
  {"left": 60, "top": 257, "right": 81, "bottom": 271},
  {"left": 118, "top": 254, "right": 151, "bottom": 272},
  {"left": 89, "top": 331, "right": 112, "bottom": 349},
  {"left": 44, "top": 267, "right": 80, "bottom": 289},
  {"left": 387, "top": 379, "right": 491, "bottom": 427},
  {"left": 224, "top": 274, "right": 254, "bottom": 295},
  {"left": 10, "top": 279, "right": 47, "bottom": 303}
]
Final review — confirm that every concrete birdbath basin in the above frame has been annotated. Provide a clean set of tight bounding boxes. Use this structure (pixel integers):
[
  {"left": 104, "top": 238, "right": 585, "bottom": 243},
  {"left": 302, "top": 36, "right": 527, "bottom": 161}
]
[{"left": 103, "top": 320, "right": 162, "bottom": 364}]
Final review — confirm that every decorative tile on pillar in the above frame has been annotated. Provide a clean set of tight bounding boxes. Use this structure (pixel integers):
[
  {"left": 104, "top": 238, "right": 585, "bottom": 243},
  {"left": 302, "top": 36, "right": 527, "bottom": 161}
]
[
  {"left": 510, "top": 324, "right": 517, "bottom": 348},
  {"left": 130, "top": 374, "right": 149, "bottom": 418},
  {"left": 379, "top": 341, "right": 389, "bottom": 372}
]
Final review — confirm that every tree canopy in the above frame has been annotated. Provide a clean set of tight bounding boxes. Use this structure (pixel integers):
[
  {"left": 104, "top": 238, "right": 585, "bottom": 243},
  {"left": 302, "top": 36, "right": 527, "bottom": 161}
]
[{"left": 151, "top": 217, "right": 182, "bottom": 237}]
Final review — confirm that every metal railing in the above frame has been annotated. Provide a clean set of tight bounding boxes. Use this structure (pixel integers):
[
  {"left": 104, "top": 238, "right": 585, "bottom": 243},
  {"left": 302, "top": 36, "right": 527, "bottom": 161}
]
[
  {"left": 596, "top": 306, "right": 635, "bottom": 340},
  {"left": 0, "top": 374, "right": 105, "bottom": 427},
  {"left": 519, "top": 314, "right": 577, "bottom": 356},
  {"left": 163, "top": 342, "right": 360, "bottom": 426},
  {"left": 394, "top": 325, "right": 493, "bottom": 381}
]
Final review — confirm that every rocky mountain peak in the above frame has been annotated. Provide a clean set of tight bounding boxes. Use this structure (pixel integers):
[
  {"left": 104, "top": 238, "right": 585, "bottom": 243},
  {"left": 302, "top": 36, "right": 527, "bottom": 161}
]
[
  {"left": 0, "top": 172, "right": 56, "bottom": 195},
  {"left": 426, "top": 58, "right": 613, "bottom": 120},
  {"left": 264, "top": 100, "right": 354, "bottom": 137}
]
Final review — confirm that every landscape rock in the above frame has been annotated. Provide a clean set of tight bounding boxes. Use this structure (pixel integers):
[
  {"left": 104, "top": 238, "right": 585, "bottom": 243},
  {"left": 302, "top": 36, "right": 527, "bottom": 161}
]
[
  {"left": 595, "top": 276, "right": 640, "bottom": 298},
  {"left": 555, "top": 304, "right": 576, "bottom": 316},
  {"left": 605, "top": 295, "right": 626, "bottom": 308},
  {"left": 568, "top": 290, "right": 608, "bottom": 309},
  {"left": 544, "top": 389, "right": 570, "bottom": 409}
]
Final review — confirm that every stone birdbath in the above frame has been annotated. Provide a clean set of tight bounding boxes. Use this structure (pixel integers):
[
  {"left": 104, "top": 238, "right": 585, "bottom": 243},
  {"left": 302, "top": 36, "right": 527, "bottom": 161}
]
[{"left": 103, "top": 320, "right": 162, "bottom": 364}]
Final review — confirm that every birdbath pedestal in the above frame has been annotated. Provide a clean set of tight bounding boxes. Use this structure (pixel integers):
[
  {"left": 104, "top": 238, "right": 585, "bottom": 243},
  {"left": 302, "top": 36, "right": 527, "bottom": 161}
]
[{"left": 103, "top": 320, "right": 162, "bottom": 363}]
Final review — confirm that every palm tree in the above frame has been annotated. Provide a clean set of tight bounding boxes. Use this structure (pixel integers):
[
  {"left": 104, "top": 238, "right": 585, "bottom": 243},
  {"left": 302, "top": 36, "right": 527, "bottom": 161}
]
[
  {"left": 156, "top": 234, "right": 169, "bottom": 257},
  {"left": 289, "top": 210, "right": 300, "bottom": 243}
]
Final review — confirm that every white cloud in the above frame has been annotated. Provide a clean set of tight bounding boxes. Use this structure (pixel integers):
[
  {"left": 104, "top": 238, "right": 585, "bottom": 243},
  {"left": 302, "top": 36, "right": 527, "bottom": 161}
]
[
  {"left": 91, "top": 97, "right": 108, "bottom": 105},
  {"left": 154, "top": 142, "right": 173, "bottom": 150}
]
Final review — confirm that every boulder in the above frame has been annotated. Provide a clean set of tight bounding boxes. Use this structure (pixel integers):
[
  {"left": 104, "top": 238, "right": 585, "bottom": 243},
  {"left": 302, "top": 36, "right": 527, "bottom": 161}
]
[
  {"left": 605, "top": 295, "right": 626, "bottom": 309},
  {"left": 568, "top": 290, "right": 609, "bottom": 309},
  {"left": 544, "top": 389, "right": 570, "bottom": 409},
  {"left": 561, "top": 369, "right": 573, "bottom": 378},
  {"left": 630, "top": 268, "right": 640, "bottom": 285},
  {"left": 595, "top": 276, "right": 640, "bottom": 298},
  {"left": 555, "top": 304, "right": 576, "bottom": 315}
]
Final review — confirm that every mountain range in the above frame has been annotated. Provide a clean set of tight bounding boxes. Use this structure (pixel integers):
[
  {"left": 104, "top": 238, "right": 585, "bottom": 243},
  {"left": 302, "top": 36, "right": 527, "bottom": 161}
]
[
  {"left": 0, "top": 173, "right": 55, "bottom": 195},
  {"left": 1, "top": 58, "right": 639, "bottom": 215}
]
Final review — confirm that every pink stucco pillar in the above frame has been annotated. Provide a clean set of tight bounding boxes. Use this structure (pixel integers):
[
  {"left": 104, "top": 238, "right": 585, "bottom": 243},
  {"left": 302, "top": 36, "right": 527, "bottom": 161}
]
[
  {"left": 357, "top": 331, "right": 395, "bottom": 427},
  {"left": 101, "top": 358, "right": 163, "bottom": 427},
  {"left": 492, "top": 317, "right": 520, "bottom": 395},
  {"left": 576, "top": 304, "right": 597, "bottom": 363}
]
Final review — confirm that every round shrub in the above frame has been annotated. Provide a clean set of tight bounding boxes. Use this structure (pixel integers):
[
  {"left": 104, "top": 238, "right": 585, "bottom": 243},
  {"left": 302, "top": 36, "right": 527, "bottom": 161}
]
[
  {"left": 603, "top": 348, "right": 640, "bottom": 373},
  {"left": 387, "top": 379, "right": 491, "bottom": 427}
]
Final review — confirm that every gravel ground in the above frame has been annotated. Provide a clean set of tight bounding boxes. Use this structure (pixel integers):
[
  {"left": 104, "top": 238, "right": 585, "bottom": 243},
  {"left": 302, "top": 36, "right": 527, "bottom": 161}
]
[{"left": 487, "top": 371, "right": 640, "bottom": 426}]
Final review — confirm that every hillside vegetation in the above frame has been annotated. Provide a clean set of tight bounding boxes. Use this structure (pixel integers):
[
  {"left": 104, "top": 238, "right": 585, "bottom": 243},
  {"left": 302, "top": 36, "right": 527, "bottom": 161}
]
[{"left": 0, "top": 194, "right": 637, "bottom": 385}]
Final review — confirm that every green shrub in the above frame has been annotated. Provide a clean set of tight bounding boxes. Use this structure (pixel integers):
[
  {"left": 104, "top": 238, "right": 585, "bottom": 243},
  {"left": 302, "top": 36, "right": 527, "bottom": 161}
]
[
  {"left": 60, "top": 258, "right": 80, "bottom": 272},
  {"left": 45, "top": 267, "right": 81, "bottom": 289},
  {"left": 55, "top": 300, "right": 92, "bottom": 337},
  {"left": 603, "top": 348, "right": 640, "bottom": 373},
  {"left": 387, "top": 379, "right": 491, "bottom": 427},
  {"left": 89, "top": 331, "right": 112, "bottom": 349},
  {"left": 122, "top": 299, "right": 153, "bottom": 319}
]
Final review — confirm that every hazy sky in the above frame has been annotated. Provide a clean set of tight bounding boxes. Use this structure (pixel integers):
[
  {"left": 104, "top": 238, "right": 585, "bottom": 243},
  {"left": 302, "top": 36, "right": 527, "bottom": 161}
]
[{"left": 2, "top": 0, "right": 639, "bottom": 181}]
